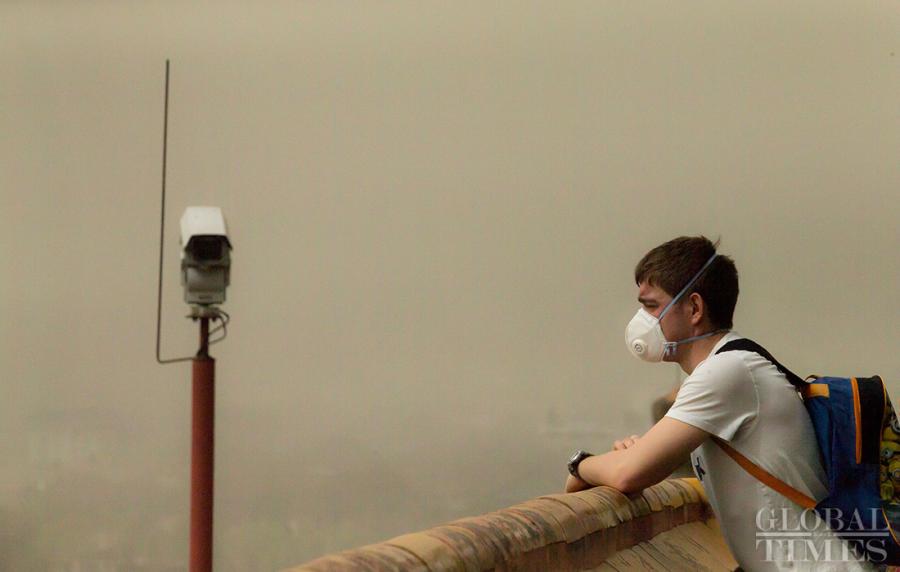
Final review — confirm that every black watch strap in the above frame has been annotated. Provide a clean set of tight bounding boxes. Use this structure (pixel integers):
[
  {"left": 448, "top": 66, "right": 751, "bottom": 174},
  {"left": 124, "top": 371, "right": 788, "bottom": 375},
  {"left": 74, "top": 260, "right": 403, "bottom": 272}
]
[{"left": 568, "top": 450, "right": 594, "bottom": 479}]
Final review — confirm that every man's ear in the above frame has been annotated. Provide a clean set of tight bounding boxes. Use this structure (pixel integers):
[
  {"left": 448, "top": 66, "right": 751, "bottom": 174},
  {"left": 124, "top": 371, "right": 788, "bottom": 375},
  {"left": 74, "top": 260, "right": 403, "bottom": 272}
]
[{"left": 688, "top": 292, "right": 705, "bottom": 326}]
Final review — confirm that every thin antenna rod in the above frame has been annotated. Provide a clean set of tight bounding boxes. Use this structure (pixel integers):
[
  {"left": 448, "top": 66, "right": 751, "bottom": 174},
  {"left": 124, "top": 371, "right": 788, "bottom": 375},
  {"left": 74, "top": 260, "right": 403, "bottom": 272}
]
[{"left": 157, "top": 59, "right": 193, "bottom": 364}]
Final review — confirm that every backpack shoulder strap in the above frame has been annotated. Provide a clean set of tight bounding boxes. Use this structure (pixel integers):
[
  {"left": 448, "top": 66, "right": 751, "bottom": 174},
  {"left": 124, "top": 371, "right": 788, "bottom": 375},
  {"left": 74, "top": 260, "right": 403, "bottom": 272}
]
[
  {"left": 715, "top": 338, "right": 807, "bottom": 389},
  {"left": 711, "top": 339, "right": 817, "bottom": 508},
  {"left": 711, "top": 436, "right": 817, "bottom": 509}
]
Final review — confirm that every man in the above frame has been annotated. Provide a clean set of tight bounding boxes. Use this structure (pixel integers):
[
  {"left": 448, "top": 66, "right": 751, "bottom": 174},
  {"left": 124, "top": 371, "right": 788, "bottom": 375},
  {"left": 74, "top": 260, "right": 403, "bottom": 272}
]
[{"left": 563, "top": 236, "right": 876, "bottom": 571}]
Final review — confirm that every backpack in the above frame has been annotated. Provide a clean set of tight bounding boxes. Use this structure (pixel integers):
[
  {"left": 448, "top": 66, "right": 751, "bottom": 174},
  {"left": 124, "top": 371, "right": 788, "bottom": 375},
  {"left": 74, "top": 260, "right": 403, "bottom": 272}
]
[{"left": 712, "top": 338, "right": 899, "bottom": 566}]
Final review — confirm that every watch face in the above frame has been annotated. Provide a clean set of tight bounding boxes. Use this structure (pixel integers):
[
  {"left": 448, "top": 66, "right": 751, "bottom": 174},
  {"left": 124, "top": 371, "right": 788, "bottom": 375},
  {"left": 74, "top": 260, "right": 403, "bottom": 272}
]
[
  {"left": 568, "top": 450, "right": 593, "bottom": 477},
  {"left": 568, "top": 450, "right": 587, "bottom": 476}
]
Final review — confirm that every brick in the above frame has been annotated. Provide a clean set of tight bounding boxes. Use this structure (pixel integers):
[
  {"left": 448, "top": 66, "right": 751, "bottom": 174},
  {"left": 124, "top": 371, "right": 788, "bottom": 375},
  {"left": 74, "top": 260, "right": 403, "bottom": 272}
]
[
  {"left": 504, "top": 504, "right": 566, "bottom": 545},
  {"left": 355, "top": 544, "right": 429, "bottom": 571},
  {"left": 570, "top": 490, "right": 626, "bottom": 530},
  {"left": 384, "top": 532, "right": 466, "bottom": 572},
  {"left": 538, "top": 493, "right": 608, "bottom": 536},
  {"left": 647, "top": 524, "right": 735, "bottom": 571},
  {"left": 446, "top": 509, "right": 548, "bottom": 567},
  {"left": 438, "top": 522, "right": 500, "bottom": 569},
  {"left": 509, "top": 498, "right": 585, "bottom": 542},
  {"left": 577, "top": 487, "right": 636, "bottom": 523},
  {"left": 420, "top": 527, "right": 485, "bottom": 572},
  {"left": 639, "top": 486, "right": 665, "bottom": 512},
  {"left": 284, "top": 554, "right": 364, "bottom": 571}
]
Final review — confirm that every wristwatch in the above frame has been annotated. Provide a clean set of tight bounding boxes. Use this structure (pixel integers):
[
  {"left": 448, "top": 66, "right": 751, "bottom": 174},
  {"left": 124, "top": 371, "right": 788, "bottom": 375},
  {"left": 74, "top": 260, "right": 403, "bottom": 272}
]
[{"left": 567, "top": 449, "right": 594, "bottom": 479}]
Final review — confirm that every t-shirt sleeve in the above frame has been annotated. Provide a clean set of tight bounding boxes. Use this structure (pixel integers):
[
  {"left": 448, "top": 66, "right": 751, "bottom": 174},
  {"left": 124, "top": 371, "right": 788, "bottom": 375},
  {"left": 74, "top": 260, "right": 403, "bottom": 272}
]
[{"left": 664, "top": 353, "right": 758, "bottom": 442}]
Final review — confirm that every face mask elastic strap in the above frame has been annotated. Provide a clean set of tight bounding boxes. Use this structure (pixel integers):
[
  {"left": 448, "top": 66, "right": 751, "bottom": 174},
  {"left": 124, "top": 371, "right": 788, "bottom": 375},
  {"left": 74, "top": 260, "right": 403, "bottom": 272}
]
[
  {"left": 658, "top": 252, "right": 719, "bottom": 321},
  {"left": 663, "top": 328, "right": 730, "bottom": 356}
]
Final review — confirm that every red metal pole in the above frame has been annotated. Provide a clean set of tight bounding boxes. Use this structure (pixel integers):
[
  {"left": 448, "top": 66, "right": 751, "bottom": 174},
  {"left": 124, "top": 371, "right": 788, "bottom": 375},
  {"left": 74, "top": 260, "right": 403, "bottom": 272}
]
[{"left": 190, "top": 317, "right": 214, "bottom": 572}]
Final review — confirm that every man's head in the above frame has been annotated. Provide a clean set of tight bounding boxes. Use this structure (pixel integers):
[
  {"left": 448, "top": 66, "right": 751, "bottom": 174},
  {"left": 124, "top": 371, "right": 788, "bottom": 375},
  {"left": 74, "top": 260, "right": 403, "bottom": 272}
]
[{"left": 630, "top": 235, "right": 739, "bottom": 364}]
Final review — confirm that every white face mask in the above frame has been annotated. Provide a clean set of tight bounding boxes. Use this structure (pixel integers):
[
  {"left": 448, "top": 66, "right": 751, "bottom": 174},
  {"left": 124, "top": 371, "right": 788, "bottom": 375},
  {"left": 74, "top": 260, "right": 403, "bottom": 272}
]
[
  {"left": 625, "top": 252, "right": 729, "bottom": 362},
  {"left": 626, "top": 307, "right": 671, "bottom": 362}
]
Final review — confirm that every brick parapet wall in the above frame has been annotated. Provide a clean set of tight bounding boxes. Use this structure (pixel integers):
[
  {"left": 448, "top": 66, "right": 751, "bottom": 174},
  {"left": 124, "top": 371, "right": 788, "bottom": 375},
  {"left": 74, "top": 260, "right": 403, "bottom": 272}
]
[{"left": 286, "top": 477, "right": 739, "bottom": 571}]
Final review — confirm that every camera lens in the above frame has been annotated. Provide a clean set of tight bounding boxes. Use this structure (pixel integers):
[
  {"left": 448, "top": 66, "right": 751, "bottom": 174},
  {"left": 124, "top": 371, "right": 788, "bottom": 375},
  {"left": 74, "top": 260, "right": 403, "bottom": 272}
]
[{"left": 191, "top": 236, "right": 224, "bottom": 261}]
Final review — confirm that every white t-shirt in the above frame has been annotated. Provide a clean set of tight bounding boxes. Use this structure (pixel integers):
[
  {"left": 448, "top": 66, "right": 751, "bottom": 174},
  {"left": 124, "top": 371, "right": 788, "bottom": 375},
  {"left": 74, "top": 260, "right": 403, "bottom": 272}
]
[{"left": 665, "top": 331, "right": 879, "bottom": 571}]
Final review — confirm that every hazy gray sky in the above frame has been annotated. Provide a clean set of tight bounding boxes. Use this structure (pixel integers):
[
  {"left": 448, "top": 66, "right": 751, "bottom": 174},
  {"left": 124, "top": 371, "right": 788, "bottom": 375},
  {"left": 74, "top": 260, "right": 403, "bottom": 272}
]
[{"left": 1, "top": 2, "right": 897, "bottom": 570}]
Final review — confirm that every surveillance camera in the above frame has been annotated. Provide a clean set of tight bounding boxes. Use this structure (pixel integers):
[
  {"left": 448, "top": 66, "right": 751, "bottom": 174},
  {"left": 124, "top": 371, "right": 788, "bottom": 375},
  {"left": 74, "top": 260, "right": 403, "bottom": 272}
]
[{"left": 180, "top": 206, "right": 232, "bottom": 306}]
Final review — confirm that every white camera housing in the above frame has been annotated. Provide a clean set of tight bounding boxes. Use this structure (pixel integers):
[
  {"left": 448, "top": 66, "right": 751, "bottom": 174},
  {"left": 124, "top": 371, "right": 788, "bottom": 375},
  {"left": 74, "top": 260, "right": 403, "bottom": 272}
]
[{"left": 180, "top": 206, "right": 232, "bottom": 305}]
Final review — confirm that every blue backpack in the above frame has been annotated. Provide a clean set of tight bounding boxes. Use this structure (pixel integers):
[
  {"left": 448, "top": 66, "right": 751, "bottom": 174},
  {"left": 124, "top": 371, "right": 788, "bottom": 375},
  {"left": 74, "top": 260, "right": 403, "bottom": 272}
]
[{"left": 712, "top": 338, "right": 899, "bottom": 565}]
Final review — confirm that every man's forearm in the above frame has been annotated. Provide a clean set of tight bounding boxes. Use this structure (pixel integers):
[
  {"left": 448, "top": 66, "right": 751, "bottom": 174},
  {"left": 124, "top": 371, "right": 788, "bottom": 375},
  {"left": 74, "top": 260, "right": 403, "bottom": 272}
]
[
  {"left": 566, "top": 418, "right": 709, "bottom": 495},
  {"left": 575, "top": 449, "right": 631, "bottom": 492}
]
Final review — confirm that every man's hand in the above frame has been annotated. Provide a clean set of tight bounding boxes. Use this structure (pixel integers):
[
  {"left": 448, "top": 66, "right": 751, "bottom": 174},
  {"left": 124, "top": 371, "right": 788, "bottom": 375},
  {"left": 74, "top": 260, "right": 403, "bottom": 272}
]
[
  {"left": 564, "top": 473, "right": 592, "bottom": 493},
  {"left": 612, "top": 434, "right": 641, "bottom": 451}
]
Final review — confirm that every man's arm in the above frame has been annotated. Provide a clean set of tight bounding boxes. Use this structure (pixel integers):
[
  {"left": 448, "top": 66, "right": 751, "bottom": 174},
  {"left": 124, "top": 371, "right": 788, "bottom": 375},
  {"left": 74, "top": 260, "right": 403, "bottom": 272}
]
[
  {"left": 651, "top": 385, "right": 681, "bottom": 423},
  {"left": 574, "top": 416, "right": 710, "bottom": 494}
]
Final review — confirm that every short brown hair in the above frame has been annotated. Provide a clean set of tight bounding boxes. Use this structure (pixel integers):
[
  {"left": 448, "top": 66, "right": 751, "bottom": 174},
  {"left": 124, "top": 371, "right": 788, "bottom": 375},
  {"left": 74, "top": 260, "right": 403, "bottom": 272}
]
[{"left": 633, "top": 235, "right": 739, "bottom": 329}]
